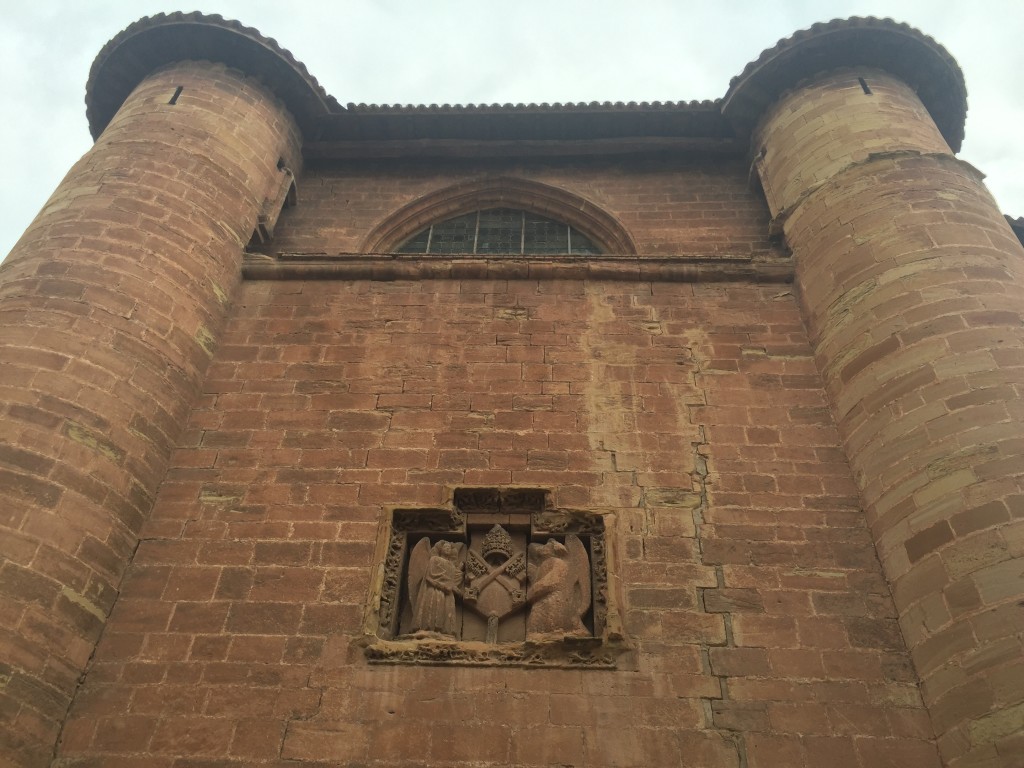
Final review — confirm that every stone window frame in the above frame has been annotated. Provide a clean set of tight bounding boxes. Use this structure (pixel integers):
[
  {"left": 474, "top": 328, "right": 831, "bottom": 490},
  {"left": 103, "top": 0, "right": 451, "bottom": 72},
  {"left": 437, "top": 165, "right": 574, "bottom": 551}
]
[
  {"left": 361, "top": 488, "right": 632, "bottom": 668},
  {"left": 360, "top": 177, "right": 638, "bottom": 255},
  {"left": 396, "top": 207, "right": 602, "bottom": 255}
]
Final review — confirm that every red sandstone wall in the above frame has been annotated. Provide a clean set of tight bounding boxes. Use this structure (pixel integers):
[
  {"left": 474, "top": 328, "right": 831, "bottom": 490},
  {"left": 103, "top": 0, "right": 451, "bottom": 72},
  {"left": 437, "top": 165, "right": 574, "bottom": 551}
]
[
  {"left": 267, "top": 156, "right": 775, "bottom": 257},
  {"left": 0, "top": 61, "right": 300, "bottom": 766},
  {"left": 56, "top": 278, "right": 939, "bottom": 766},
  {"left": 755, "top": 70, "right": 1024, "bottom": 766}
]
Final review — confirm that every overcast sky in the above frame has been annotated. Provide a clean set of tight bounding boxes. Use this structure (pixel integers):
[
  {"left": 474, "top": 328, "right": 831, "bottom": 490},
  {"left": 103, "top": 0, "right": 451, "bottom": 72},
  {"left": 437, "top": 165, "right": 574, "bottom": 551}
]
[{"left": 2, "top": 1, "right": 1021, "bottom": 260}]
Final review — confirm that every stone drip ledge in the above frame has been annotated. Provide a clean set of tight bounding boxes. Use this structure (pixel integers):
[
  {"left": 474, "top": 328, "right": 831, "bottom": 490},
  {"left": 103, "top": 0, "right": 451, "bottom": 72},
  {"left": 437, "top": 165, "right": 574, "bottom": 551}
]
[
  {"left": 242, "top": 252, "right": 794, "bottom": 283},
  {"left": 763, "top": 150, "right": 986, "bottom": 236},
  {"left": 360, "top": 634, "right": 637, "bottom": 669}
]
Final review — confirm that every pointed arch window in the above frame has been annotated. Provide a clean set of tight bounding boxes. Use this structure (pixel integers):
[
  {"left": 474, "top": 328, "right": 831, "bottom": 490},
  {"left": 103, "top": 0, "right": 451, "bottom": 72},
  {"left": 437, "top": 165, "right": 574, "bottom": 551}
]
[{"left": 397, "top": 208, "right": 602, "bottom": 255}]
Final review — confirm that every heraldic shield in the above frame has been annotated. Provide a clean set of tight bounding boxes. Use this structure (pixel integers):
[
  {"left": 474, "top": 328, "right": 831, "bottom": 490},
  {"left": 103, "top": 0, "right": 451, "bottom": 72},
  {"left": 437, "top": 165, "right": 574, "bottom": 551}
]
[{"left": 383, "top": 490, "right": 603, "bottom": 645}]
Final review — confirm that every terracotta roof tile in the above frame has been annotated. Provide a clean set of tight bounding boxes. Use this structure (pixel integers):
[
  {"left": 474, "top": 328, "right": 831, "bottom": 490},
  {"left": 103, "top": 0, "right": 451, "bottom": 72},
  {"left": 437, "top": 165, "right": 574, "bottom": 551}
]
[
  {"left": 724, "top": 16, "right": 967, "bottom": 151},
  {"left": 86, "top": 11, "right": 340, "bottom": 138},
  {"left": 87, "top": 14, "right": 967, "bottom": 151},
  {"left": 343, "top": 100, "right": 719, "bottom": 114}
]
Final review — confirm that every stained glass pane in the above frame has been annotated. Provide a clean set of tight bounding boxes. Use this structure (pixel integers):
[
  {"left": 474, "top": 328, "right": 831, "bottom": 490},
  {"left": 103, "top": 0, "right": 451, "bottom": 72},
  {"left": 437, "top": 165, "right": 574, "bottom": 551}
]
[
  {"left": 428, "top": 213, "right": 477, "bottom": 254},
  {"left": 395, "top": 209, "right": 603, "bottom": 254},
  {"left": 523, "top": 213, "right": 569, "bottom": 254},
  {"left": 477, "top": 209, "right": 523, "bottom": 254},
  {"left": 397, "top": 227, "right": 430, "bottom": 253},
  {"left": 569, "top": 227, "right": 600, "bottom": 255}
]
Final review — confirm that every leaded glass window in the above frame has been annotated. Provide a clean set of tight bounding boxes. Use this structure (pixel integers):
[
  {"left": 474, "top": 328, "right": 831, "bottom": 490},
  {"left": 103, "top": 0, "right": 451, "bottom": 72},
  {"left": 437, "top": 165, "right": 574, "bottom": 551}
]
[{"left": 397, "top": 208, "right": 601, "bottom": 255}]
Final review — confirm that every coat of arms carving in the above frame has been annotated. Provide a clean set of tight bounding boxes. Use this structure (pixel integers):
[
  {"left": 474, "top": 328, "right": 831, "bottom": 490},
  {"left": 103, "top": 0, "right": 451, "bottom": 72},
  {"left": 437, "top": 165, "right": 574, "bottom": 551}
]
[{"left": 365, "top": 488, "right": 627, "bottom": 666}]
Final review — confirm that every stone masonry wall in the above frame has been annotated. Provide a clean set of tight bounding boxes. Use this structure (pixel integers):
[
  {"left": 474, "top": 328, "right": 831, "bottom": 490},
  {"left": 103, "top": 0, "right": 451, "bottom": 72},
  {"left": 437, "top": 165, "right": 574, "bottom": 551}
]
[
  {"left": 266, "top": 155, "right": 775, "bottom": 258},
  {"left": 57, "top": 277, "right": 940, "bottom": 766},
  {"left": 0, "top": 61, "right": 300, "bottom": 767},
  {"left": 755, "top": 69, "right": 1024, "bottom": 766}
]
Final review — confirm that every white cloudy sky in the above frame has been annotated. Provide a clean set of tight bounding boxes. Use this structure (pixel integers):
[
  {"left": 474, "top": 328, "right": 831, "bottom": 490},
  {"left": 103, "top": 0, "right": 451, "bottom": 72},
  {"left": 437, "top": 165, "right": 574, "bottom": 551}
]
[{"left": 2, "top": 1, "right": 1021, "bottom": 259}]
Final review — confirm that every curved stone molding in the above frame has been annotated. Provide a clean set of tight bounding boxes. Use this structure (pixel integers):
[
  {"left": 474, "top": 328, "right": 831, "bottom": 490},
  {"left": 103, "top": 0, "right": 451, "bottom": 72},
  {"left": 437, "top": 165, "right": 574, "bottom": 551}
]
[{"left": 360, "top": 177, "right": 639, "bottom": 255}]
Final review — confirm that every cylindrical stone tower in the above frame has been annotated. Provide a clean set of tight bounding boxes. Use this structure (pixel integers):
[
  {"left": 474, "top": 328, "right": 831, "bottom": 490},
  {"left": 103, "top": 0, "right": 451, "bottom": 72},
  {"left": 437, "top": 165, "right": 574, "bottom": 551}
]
[
  {"left": 0, "top": 14, "right": 325, "bottom": 766},
  {"left": 726, "top": 19, "right": 1024, "bottom": 768}
]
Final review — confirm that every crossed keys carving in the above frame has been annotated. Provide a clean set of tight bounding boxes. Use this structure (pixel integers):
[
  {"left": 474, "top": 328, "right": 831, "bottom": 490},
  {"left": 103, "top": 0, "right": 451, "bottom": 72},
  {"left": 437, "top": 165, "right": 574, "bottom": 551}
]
[
  {"left": 464, "top": 549, "right": 527, "bottom": 605},
  {"left": 462, "top": 528, "right": 528, "bottom": 644}
]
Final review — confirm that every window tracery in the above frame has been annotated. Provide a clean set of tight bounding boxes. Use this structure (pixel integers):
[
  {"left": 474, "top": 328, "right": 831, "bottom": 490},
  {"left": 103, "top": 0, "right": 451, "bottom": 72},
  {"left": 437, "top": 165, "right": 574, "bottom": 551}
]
[{"left": 397, "top": 208, "right": 602, "bottom": 255}]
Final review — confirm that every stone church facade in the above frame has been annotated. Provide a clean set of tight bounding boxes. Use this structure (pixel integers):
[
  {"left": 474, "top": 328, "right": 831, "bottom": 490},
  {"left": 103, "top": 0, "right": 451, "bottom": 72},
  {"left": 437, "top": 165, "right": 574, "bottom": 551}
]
[{"left": 1, "top": 12, "right": 1022, "bottom": 767}]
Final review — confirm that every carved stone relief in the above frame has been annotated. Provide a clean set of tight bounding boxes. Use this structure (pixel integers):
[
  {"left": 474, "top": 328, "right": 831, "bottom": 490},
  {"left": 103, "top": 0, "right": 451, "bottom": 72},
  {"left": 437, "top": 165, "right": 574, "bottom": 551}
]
[
  {"left": 365, "top": 488, "right": 629, "bottom": 668},
  {"left": 407, "top": 538, "right": 464, "bottom": 636},
  {"left": 526, "top": 535, "right": 590, "bottom": 637}
]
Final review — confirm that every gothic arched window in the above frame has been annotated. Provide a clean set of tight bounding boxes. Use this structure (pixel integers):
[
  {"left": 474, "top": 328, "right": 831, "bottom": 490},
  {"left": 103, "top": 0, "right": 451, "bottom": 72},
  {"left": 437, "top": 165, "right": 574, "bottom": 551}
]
[{"left": 397, "top": 208, "right": 602, "bottom": 255}]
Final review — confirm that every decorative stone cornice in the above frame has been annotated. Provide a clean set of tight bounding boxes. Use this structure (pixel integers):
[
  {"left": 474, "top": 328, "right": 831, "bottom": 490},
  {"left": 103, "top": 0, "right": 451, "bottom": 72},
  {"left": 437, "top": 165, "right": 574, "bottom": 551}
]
[
  {"left": 723, "top": 17, "right": 967, "bottom": 152},
  {"left": 88, "top": 15, "right": 967, "bottom": 154},
  {"left": 86, "top": 11, "right": 338, "bottom": 139},
  {"left": 242, "top": 252, "right": 793, "bottom": 283}
]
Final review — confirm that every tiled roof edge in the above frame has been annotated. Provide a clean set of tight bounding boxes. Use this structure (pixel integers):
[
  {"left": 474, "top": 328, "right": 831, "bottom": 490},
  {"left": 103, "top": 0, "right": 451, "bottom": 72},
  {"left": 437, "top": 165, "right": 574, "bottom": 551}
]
[
  {"left": 723, "top": 16, "right": 967, "bottom": 152},
  {"left": 86, "top": 11, "right": 340, "bottom": 139},
  {"left": 343, "top": 100, "right": 720, "bottom": 113},
  {"left": 86, "top": 14, "right": 968, "bottom": 150}
]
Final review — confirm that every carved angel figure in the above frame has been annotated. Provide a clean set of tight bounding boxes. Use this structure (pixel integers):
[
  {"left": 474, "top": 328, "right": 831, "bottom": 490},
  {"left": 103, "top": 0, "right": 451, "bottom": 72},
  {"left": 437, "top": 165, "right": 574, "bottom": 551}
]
[
  {"left": 526, "top": 535, "right": 591, "bottom": 637},
  {"left": 407, "top": 538, "right": 464, "bottom": 637}
]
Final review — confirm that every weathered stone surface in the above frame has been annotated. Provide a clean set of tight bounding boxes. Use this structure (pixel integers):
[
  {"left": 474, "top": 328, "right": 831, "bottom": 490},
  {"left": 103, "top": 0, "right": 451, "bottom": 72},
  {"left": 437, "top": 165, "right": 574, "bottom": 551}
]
[
  {"left": 757, "top": 67, "right": 1024, "bottom": 767},
  {"left": 0, "top": 57, "right": 301, "bottom": 763},
  {"left": 7, "top": 13, "right": 1010, "bottom": 768},
  {"left": 370, "top": 499, "right": 604, "bottom": 656}
]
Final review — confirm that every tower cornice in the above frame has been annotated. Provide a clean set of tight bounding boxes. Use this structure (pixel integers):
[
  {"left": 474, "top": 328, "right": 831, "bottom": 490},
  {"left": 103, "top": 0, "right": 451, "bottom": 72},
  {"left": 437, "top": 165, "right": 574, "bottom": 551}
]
[
  {"left": 722, "top": 17, "right": 967, "bottom": 152},
  {"left": 88, "top": 15, "right": 968, "bottom": 153},
  {"left": 86, "top": 11, "right": 338, "bottom": 139}
]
